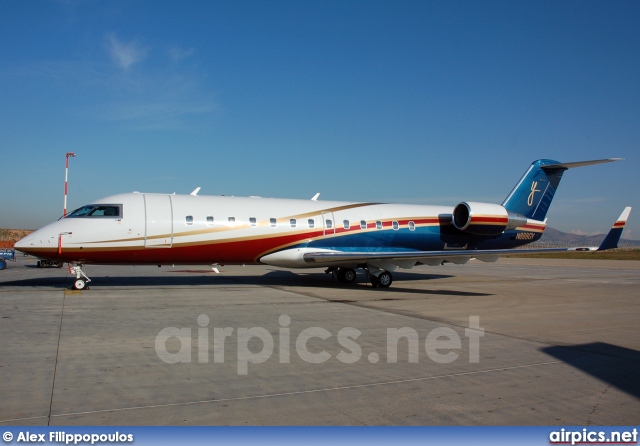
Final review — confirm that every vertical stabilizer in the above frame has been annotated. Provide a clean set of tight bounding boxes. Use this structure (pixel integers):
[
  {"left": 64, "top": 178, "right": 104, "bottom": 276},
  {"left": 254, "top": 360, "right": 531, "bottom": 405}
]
[{"left": 502, "top": 158, "right": 621, "bottom": 221}]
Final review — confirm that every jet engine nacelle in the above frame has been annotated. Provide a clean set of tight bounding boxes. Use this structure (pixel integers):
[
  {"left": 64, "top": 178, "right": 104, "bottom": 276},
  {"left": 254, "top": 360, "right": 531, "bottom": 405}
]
[{"left": 452, "top": 202, "right": 528, "bottom": 236}]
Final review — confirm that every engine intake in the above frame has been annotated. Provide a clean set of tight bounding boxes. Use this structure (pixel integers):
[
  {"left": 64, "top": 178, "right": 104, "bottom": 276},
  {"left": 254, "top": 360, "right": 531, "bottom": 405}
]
[{"left": 452, "top": 202, "right": 527, "bottom": 236}]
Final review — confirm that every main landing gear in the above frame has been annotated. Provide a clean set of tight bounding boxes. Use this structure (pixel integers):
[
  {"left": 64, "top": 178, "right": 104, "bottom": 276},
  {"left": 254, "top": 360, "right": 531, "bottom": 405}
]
[
  {"left": 369, "top": 271, "right": 393, "bottom": 288},
  {"left": 336, "top": 267, "right": 357, "bottom": 284},
  {"left": 326, "top": 267, "right": 393, "bottom": 288},
  {"left": 327, "top": 267, "right": 358, "bottom": 284},
  {"left": 69, "top": 263, "right": 91, "bottom": 290}
]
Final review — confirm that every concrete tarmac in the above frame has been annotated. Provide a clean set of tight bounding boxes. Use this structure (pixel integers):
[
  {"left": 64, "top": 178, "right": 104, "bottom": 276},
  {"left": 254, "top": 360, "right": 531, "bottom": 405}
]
[{"left": 0, "top": 255, "right": 638, "bottom": 425}]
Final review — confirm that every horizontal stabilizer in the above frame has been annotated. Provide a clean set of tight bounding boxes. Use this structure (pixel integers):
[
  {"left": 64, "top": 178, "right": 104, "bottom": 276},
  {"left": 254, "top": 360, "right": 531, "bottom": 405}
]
[{"left": 540, "top": 158, "right": 623, "bottom": 171}]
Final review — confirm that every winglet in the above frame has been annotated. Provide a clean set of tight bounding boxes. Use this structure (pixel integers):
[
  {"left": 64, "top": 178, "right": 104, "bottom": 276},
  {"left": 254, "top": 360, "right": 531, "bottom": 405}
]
[
  {"left": 311, "top": 193, "right": 320, "bottom": 201},
  {"left": 597, "top": 207, "right": 632, "bottom": 251},
  {"left": 190, "top": 187, "right": 201, "bottom": 196}
]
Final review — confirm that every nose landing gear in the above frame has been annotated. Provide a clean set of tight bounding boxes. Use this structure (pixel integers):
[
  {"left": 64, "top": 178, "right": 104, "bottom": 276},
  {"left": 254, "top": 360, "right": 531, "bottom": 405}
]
[{"left": 69, "top": 263, "right": 91, "bottom": 290}]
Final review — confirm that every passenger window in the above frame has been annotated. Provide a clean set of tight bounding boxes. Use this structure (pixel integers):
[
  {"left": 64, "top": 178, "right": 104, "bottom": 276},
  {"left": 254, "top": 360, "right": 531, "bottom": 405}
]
[
  {"left": 186, "top": 216, "right": 194, "bottom": 226},
  {"left": 360, "top": 220, "right": 367, "bottom": 229},
  {"left": 270, "top": 218, "right": 277, "bottom": 227},
  {"left": 409, "top": 221, "right": 415, "bottom": 231},
  {"left": 392, "top": 221, "right": 399, "bottom": 230},
  {"left": 290, "top": 219, "right": 297, "bottom": 228},
  {"left": 206, "top": 216, "right": 214, "bottom": 226},
  {"left": 228, "top": 217, "right": 236, "bottom": 226},
  {"left": 250, "top": 217, "right": 257, "bottom": 227},
  {"left": 308, "top": 219, "right": 315, "bottom": 228},
  {"left": 376, "top": 220, "right": 382, "bottom": 230},
  {"left": 326, "top": 219, "right": 333, "bottom": 229},
  {"left": 343, "top": 220, "right": 350, "bottom": 229}
]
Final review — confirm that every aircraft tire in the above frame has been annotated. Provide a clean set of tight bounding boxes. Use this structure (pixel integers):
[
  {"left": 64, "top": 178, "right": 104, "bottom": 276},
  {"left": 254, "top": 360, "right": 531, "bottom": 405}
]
[
  {"left": 73, "top": 278, "right": 86, "bottom": 290},
  {"left": 337, "top": 268, "right": 357, "bottom": 283},
  {"left": 377, "top": 271, "right": 393, "bottom": 288}
]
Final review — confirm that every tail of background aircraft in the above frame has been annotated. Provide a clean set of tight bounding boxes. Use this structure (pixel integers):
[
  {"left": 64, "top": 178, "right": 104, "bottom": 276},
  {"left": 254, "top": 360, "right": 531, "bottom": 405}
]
[
  {"left": 502, "top": 158, "right": 621, "bottom": 221},
  {"left": 598, "top": 207, "right": 632, "bottom": 251}
]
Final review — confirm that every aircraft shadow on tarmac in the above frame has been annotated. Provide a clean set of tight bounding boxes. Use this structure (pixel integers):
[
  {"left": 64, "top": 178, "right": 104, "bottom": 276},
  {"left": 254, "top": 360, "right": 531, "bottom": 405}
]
[
  {"left": 541, "top": 342, "right": 640, "bottom": 400},
  {"left": 0, "top": 270, "right": 493, "bottom": 297}
]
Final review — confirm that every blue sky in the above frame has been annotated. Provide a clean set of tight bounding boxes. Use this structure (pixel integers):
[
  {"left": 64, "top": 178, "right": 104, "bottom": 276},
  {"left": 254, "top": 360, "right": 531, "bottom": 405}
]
[{"left": 1, "top": 1, "right": 638, "bottom": 239}]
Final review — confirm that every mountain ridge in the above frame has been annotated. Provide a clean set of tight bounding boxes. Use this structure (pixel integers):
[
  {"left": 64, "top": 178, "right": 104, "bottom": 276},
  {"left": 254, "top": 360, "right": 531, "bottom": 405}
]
[{"left": 534, "top": 227, "right": 640, "bottom": 247}]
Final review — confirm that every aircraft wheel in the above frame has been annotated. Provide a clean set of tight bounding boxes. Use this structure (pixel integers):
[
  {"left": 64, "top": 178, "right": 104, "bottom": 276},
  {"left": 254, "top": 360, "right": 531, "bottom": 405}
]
[
  {"left": 37, "top": 260, "right": 42, "bottom": 268},
  {"left": 73, "top": 278, "right": 86, "bottom": 290},
  {"left": 377, "top": 271, "right": 393, "bottom": 288},
  {"left": 0, "top": 259, "right": 6, "bottom": 270},
  {"left": 370, "top": 275, "right": 379, "bottom": 288},
  {"left": 337, "top": 268, "right": 357, "bottom": 283}
]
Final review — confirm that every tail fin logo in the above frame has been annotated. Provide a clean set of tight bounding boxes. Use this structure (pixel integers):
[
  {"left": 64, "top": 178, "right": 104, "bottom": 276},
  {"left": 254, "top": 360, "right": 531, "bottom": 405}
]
[{"left": 527, "top": 181, "right": 541, "bottom": 207}]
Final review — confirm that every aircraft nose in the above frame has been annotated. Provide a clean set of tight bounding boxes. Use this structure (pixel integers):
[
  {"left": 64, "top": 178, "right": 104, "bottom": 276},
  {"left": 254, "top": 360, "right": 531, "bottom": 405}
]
[
  {"left": 14, "top": 236, "right": 34, "bottom": 253},
  {"left": 14, "top": 231, "right": 53, "bottom": 254}
]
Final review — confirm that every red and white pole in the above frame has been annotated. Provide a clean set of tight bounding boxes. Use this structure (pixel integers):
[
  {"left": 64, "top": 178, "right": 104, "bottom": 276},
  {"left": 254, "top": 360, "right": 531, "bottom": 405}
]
[{"left": 63, "top": 152, "right": 76, "bottom": 217}]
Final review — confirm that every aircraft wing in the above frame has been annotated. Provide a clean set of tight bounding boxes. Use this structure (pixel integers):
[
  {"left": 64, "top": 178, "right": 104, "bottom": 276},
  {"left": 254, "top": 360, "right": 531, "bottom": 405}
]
[
  {"left": 303, "top": 246, "right": 594, "bottom": 268},
  {"left": 303, "top": 207, "right": 632, "bottom": 268}
]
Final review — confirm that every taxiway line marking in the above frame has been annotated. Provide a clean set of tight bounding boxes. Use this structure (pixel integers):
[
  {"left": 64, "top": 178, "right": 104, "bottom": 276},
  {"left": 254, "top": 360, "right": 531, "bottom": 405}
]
[{"left": 48, "top": 360, "right": 563, "bottom": 419}]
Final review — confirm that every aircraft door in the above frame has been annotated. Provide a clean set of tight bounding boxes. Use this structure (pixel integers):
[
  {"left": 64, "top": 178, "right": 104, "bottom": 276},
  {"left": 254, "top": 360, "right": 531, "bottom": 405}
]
[
  {"left": 144, "top": 194, "right": 173, "bottom": 248},
  {"left": 322, "top": 212, "right": 335, "bottom": 236}
]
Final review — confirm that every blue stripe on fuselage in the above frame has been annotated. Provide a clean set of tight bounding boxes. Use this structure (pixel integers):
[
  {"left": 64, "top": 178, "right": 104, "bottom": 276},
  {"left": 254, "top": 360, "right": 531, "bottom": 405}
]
[{"left": 297, "top": 226, "right": 542, "bottom": 253}]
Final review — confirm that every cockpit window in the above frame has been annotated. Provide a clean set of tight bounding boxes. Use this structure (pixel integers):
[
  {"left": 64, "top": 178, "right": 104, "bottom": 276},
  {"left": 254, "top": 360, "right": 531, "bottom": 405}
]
[{"left": 67, "top": 204, "right": 122, "bottom": 218}]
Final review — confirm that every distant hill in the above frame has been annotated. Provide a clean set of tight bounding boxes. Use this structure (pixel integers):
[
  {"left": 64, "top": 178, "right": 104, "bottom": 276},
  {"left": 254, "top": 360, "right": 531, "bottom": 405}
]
[
  {"left": 0, "top": 229, "right": 34, "bottom": 248},
  {"left": 534, "top": 227, "right": 640, "bottom": 248}
]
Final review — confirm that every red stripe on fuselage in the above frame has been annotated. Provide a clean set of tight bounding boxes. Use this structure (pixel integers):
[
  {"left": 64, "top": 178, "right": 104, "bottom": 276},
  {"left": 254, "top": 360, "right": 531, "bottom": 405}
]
[
  {"left": 29, "top": 230, "right": 327, "bottom": 265},
  {"left": 20, "top": 216, "right": 479, "bottom": 265}
]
